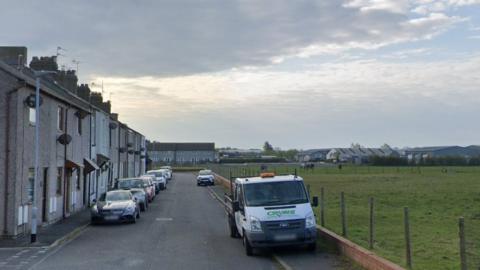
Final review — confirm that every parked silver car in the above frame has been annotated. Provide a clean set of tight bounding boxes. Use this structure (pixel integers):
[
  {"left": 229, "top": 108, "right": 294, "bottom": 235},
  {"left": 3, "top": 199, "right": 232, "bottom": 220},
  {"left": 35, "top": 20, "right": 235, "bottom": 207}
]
[
  {"left": 91, "top": 190, "right": 140, "bottom": 224},
  {"left": 130, "top": 188, "right": 148, "bottom": 211},
  {"left": 160, "top": 166, "right": 173, "bottom": 180},
  {"left": 146, "top": 170, "right": 167, "bottom": 190}
]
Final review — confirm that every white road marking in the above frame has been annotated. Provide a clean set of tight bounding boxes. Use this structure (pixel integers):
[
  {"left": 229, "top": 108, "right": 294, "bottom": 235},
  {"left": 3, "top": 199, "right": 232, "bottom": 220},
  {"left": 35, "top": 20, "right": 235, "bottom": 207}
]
[{"left": 155, "top": 218, "right": 173, "bottom": 221}]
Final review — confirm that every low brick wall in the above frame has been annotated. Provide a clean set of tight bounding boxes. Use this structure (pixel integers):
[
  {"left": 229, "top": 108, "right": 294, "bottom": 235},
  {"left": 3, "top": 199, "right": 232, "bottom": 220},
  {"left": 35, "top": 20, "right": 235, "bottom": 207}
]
[
  {"left": 318, "top": 227, "right": 405, "bottom": 270},
  {"left": 213, "top": 173, "right": 231, "bottom": 191},
  {"left": 212, "top": 172, "right": 405, "bottom": 270}
]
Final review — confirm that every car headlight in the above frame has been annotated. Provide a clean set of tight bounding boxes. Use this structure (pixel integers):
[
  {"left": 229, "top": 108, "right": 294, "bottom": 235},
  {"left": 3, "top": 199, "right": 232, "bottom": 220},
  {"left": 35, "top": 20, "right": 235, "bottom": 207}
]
[
  {"left": 250, "top": 216, "right": 262, "bottom": 232},
  {"left": 306, "top": 212, "right": 316, "bottom": 228},
  {"left": 126, "top": 206, "right": 135, "bottom": 212},
  {"left": 91, "top": 205, "right": 98, "bottom": 212}
]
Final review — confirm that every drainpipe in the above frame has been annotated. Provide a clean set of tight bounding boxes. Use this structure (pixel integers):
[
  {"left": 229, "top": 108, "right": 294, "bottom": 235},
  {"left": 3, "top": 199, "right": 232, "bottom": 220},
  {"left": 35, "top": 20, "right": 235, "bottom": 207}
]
[
  {"left": 88, "top": 108, "right": 92, "bottom": 206},
  {"left": 3, "top": 84, "right": 24, "bottom": 235},
  {"left": 117, "top": 124, "right": 120, "bottom": 180},
  {"left": 62, "top": 107, "right": 69, "bottom": 219}
]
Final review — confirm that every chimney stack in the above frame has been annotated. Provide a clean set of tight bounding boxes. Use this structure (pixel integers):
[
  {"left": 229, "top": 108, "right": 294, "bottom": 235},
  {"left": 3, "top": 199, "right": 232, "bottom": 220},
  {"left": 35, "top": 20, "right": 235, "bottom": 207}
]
[
  {"left": 55, "top": 70, "right": 78, "bottom": 94},
  {"left": 0, "top": 46, "right": 28, "bottom": 68}
]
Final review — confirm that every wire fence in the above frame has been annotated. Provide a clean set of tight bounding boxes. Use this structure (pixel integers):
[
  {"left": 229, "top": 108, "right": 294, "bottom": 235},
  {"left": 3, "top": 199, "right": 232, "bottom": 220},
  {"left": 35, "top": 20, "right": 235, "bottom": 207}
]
[{"left": 207, "top": 163, "right": 480, "bottom": 270}]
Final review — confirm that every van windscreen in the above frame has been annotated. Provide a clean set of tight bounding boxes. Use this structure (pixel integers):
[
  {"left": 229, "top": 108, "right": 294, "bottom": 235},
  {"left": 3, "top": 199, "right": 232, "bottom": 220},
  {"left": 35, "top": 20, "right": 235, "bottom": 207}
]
[{"left": 243, "top": 181, "right": 308, "bottom": 207}]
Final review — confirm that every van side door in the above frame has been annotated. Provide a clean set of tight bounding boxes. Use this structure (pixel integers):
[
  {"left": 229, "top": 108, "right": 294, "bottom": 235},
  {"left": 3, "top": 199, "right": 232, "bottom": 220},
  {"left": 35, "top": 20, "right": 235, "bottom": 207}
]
[{"left": 234, "top": 184, "right": 246, "bottom": 236}]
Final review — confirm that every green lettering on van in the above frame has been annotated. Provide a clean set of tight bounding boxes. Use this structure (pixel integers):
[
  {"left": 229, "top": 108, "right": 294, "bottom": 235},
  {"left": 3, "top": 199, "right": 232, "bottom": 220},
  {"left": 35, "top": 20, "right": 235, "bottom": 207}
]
[{"left": 266, "top": 209, "right": 295, "bottom": 218}]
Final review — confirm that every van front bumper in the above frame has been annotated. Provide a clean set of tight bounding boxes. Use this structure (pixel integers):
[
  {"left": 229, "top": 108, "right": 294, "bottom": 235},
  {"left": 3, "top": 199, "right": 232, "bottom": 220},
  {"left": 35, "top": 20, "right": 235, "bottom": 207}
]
[{"left": 245, "top": 227, "right": 317, "bottom": 248}]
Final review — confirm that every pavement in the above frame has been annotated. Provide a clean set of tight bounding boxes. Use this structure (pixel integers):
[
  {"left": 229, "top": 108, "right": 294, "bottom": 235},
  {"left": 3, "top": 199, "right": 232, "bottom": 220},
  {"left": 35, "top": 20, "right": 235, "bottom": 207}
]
[
  {"left": 0, "top": 173, "right": 356, "bottom": 270},
  {"left": 0, "top": 209, "right": 90, "bottom": 249}
]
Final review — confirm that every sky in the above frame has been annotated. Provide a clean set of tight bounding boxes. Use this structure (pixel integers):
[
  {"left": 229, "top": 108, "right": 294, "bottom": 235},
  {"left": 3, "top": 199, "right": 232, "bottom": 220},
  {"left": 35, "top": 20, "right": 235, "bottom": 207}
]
[{"left": 1, "top": 0, "right": 479, "bottom": 149}]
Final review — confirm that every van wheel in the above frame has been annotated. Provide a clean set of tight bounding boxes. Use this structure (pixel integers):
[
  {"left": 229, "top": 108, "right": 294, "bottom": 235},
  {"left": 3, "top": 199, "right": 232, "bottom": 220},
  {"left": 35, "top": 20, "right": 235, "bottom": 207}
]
[
  {"left": 307, "top": 242, "right": 316, "bottom": 252},
  {"left": 243, "top": 233, "right": 253, "bottom": 256},
  {"left": 229, "top": 220, "right": 239, "bottom": 238}
]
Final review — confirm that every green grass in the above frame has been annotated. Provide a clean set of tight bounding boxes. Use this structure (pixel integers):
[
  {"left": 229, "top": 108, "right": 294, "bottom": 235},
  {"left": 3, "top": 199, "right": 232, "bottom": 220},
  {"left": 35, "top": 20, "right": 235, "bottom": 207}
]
[{"left": 209, "top": 164, "right": 480, "bottom": 270}]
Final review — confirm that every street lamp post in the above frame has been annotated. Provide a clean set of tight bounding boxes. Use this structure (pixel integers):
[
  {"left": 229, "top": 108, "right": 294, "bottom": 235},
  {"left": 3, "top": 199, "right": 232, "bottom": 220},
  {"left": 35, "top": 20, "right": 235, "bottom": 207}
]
[{"left": 31, "top": 71, "right": 56, "bottom": 243}]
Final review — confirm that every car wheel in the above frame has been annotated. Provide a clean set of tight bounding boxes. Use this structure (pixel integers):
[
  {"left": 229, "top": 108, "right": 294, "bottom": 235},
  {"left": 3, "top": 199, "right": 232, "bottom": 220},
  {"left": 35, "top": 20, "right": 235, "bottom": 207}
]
[
  {"left": 90, "top": 218, "right": 97, "bottom": 225},
  {"left": 243, "top": 233, "right": 253, "bottom": 256},
  {"left": 140, "top": 203, "right": 146, "bottom": 212}
]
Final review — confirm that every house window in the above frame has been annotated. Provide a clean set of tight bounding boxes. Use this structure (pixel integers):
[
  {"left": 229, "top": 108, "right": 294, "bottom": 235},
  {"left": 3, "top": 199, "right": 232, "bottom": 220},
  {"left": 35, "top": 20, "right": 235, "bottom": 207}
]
[
  {"left": 27, "top": 168, "right": 35, "bottom": 202},
  {"left": 29, "top": 108, "right": 36, "bottom": 125},
  {"left": 57, "top": 107, "right": 65, "bottom": 131},
  {"left": 56, "top": 167, "right": 63, "bottom": 195},
  {"left": 77, "top": 117, "right": 82, "bottom": 135}
]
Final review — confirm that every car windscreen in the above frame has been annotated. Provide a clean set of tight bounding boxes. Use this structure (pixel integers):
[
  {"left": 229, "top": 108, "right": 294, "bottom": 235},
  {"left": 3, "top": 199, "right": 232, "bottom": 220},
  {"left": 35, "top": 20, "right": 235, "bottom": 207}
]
[
  {"left": 199, "top": 170, "right": 212, "bottom": 175},
  {"left": 149, "top": 171, "right": 164, "bottom": 177},
  {"left": 118, "top": 179, "right": 145, "bottom": 189},
  {"left": 243, "top": 181, "right": 308, "bottom": 207},
  {"left": 105, "top": 192, "right": 131, "bottom": 201}
]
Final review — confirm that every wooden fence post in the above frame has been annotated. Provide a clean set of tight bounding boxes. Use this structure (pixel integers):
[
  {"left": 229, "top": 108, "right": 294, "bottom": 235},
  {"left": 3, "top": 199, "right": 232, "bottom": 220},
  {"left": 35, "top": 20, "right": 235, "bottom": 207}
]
[
  {"left": 341, "top": 192, "right": 347, "bottom": 237},
  {"left": 404, "top": 207, "right": 412, "bottom": 269},
  {"left": 459, "top": 217, "right": 467, "bottom": 270},
  {"left": 320, "top": 187, "right": 325, "bottom": 227},
  {"left": 369, "top": 197, "right": 375, "bottom": 249}
]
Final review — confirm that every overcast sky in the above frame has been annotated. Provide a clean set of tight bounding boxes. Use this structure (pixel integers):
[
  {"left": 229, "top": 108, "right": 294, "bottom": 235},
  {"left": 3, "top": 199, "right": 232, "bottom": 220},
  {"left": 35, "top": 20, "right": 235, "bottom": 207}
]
[{"left": 1, "top": 0, "right": 479, "bottom": 149}]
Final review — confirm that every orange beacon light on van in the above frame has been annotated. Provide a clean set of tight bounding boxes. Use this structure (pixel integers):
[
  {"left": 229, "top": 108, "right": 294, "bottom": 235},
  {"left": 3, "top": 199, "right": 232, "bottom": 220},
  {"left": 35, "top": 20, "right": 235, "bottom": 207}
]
[{"left": 260, "top": 172, "right": 275, "bottom": 178}]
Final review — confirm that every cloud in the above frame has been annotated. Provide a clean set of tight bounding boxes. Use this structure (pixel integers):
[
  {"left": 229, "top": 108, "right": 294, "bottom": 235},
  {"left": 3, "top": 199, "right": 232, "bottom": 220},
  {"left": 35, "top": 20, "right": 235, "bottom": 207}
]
[
  {"left": 103, "top": 54, "right": 480, "bottom": 148},
  {"left": 0, "top": 0, "right": 468, "bottom": 78},
  {"left": 343, "top": 0, "right": 410, "bottom": 14},
  {"left": 412, "top": 0, "right": 480, "bottom": 14}
]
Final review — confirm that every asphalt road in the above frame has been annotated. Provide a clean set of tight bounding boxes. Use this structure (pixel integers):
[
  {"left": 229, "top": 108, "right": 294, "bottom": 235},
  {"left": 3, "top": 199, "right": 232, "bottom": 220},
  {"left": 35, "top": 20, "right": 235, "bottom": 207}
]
[
  {"left": 28, "top": 173, "right": 282, "bottom": 270},
  {"left": 0, "top": 172, "right": 349, "bottom": 270}
]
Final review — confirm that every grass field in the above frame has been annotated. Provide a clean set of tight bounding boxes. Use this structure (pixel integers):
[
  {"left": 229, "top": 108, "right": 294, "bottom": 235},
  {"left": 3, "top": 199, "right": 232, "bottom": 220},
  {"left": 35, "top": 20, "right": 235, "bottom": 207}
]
[{"left": 209, "top": 164, "right": 480, "bottom": 270}]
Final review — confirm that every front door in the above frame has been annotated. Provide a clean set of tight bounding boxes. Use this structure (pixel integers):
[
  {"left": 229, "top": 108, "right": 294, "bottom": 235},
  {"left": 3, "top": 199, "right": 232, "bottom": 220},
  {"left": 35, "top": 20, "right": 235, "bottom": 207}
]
[
  {"left": 65, "top": 169, "right": 72, "bottom": 214},
  {"left": 83, "top": 173, "right": 88, "bottom": 206},
  {"left": 42, "top": 168, "right": 48, "bottom": 223}
]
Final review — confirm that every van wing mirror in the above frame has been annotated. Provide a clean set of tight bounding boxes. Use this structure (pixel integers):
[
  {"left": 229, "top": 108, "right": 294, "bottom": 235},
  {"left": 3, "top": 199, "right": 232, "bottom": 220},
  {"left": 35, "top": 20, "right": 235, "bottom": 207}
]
[
  {"left": 311, "top": 196, "right": 319, "bottom": 207},
  {"left": 232, "top": 201, "right": 240, "bottom": 212}
]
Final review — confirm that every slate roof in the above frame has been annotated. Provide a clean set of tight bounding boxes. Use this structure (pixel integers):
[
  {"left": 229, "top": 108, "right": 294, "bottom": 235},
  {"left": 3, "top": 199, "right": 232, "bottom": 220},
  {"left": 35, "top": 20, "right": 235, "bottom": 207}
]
[{"left": 0, "top": 60, "right": 90, "bottom": 112}]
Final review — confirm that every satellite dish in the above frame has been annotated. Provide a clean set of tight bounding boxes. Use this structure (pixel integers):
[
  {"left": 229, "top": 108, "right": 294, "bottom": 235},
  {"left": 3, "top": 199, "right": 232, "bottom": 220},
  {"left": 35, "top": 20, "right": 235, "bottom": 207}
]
[{"left": 24, "top": 94, "right": 43, "bottom": 108}]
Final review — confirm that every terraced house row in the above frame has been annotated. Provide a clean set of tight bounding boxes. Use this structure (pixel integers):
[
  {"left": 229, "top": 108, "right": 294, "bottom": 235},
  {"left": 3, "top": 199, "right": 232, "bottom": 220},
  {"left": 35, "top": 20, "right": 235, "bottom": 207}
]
[{"left": 0, "top": 47, "right": 147, "bottom": 238}]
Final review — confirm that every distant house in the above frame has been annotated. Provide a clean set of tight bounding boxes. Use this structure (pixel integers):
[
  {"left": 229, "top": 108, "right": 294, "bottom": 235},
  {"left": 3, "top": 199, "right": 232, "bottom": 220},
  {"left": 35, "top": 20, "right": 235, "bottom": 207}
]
[
  {"left": 326, "top": 146, "right": 399, "bottom": 164},
  {"left": 147, "top": 142, "right": 215, "bottom": 165},
  {"left": 296, "top": 149, "right": 331, "bottom": 162},
  {"left": 403, "top": 146, "right": 480, "bottom": 162}
]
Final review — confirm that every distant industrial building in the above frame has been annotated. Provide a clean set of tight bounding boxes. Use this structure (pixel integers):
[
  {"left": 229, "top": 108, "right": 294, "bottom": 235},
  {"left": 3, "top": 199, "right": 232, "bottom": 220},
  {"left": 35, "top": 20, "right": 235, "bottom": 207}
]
[
  {"left": 147, "top": 142, "right": 215, "bottom": 165},
  {"left": 218, "top": 148, "right": 262, "bottom": 158},
  {"left": 403, "top": 146, "right": 480, "bottom": 162}
]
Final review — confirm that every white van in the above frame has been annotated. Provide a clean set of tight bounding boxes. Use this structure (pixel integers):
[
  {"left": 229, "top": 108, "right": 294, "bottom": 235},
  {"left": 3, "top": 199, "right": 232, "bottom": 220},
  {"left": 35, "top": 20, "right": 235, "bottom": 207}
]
[{"left": 225, "top": 173, "right": 318, "bottom": 255}]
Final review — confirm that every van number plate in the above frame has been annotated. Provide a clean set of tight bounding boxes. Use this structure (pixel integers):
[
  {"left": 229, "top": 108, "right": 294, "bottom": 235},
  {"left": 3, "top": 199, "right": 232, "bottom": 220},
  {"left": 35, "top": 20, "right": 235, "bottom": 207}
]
[{"left": 274, "top": 234, "right": 296, "bottom": 241}]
